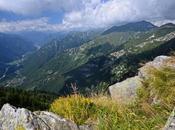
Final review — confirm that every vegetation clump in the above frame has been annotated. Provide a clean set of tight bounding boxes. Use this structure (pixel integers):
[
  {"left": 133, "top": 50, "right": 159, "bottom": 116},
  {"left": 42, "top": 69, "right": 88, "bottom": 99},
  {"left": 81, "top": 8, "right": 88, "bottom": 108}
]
[{"left": 50, "top": 95, "right": 97, "bottom": 125}]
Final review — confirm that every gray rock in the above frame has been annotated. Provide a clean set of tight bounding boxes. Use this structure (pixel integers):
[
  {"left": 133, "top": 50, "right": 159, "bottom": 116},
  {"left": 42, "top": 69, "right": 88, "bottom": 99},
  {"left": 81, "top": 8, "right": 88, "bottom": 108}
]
[
  {"left": 164, "top": 108, "right": 175, "bottom": 130},
  {"left": 139, "top": 56, "right": 175, "bottom": 79},
  {"left": 109, "top": 76, "right": 142, "bottom": 103},
  {"left": 0, "top": 104, "right": 92, "bottom": 130},
  {"left": 79, "top": 125, "right": 95, "bottom": 130}
]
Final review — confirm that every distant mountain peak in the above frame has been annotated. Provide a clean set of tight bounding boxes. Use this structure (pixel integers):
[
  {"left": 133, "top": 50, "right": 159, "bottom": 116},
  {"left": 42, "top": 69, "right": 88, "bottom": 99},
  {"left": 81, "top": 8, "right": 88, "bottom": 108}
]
[
  {"left": 102, "top": 21, "right": 157, "bottom": 35},
  {"left": 160, "top": 23, "right": 175, "bottom": 28}
]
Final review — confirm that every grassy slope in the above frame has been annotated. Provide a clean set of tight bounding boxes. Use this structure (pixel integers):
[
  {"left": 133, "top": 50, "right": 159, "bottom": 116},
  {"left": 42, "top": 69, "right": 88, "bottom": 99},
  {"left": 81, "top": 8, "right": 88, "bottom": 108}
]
[{"left": 50, "top": 66, "right": 175, "bottom": 130}]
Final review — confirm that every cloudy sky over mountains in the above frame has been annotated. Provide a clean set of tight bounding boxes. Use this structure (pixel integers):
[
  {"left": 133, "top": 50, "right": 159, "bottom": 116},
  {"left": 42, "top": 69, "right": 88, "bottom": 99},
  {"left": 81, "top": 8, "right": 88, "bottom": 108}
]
[{"left": 0, "top": 0, "right": 175, "bottom": 32}]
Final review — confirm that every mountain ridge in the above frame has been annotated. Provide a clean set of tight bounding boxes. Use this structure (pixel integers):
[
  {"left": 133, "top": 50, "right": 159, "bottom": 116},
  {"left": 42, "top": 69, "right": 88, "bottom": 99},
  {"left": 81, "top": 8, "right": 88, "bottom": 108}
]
[{"left": 102, "top": 21, "right": 157, "bottom": 35}]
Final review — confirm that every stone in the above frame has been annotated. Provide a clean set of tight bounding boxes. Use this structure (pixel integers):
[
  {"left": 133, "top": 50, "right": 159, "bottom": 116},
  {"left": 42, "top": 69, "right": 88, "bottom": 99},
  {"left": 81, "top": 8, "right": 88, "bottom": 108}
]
[
  {"left": 0, "top": 103, "right": 91, "bottom": 130},
  {"left": 109, "top": 76, "right": 142, "bottom": 103},
  {"left": 139, "top": 56, "right": 175, "bottom": 79},
  {"left": 164, "top": 108, "right": 175, "bottom": 130}
]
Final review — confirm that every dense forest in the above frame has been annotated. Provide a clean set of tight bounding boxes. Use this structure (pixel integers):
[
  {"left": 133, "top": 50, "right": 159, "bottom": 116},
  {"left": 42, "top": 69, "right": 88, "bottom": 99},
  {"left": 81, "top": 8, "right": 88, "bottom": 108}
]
[{"left": 0, "top": 87, "right": 58, "bottom": 111}]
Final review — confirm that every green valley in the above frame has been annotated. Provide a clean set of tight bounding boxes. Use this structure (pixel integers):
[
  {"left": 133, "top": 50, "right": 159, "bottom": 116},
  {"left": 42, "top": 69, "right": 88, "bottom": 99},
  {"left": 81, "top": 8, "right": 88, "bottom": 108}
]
[{"left": 2, "top": 21, "right": 175, "bottom": 95}]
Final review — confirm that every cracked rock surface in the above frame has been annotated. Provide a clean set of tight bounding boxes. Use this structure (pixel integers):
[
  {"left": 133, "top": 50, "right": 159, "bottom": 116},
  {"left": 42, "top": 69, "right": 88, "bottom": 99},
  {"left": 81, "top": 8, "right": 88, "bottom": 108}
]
[{"left": 0, "top": 104, "right": 93, "bottom": 130}]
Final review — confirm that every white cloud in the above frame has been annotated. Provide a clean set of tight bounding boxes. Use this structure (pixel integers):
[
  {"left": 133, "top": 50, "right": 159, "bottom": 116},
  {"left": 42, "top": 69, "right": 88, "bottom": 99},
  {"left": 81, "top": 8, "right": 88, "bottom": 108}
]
[
  {"left": 62, "top": 0, "right": 175, "bottom": 29},
  {"left": 0, "top": 0, "right": 82, "bottom": 15},
  {"left": 0, "top": 0, "right": 175, "bottom": 32},
  {"left": 152, "top": 19, "right": 175, "bottom": 26},
  {"left": 0, "top": 18, "right": 66, "bottom": 32}
]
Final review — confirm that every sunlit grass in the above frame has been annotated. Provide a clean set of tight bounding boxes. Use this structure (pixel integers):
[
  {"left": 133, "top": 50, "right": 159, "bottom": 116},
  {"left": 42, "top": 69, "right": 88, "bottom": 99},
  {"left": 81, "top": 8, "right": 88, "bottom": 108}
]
[
  {"left": 15, "top": 125, "right": 25, "bottom": 130},
  {"left": 50, "top": 67, "right": 175, "bottom": 130}
]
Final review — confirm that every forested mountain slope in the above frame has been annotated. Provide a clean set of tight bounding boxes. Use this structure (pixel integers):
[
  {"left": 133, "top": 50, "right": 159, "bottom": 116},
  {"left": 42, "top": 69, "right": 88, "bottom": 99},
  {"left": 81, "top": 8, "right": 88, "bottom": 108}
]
[{"left": 2, "top": 22, "right": 175, "bottom": 94}]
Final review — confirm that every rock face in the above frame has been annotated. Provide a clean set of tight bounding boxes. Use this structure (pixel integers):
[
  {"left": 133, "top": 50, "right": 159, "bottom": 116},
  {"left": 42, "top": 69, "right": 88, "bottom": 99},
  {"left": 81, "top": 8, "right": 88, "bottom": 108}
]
[
  {"left": 0, "top": 104, "right": 92, "bottom": 130},
  {"left": 109, "top": 55, "right": 175, "bottom": 103}
]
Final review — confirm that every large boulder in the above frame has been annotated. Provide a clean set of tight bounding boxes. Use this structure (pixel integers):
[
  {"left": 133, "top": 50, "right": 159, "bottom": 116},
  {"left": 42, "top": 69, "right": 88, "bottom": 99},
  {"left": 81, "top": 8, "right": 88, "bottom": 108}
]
[
  {"left": 0, "top": 104, "right": 93, "bottom": 130},
  {"left": 109, "top": 76, "right": 142, "bottom": 103},
  {"left": 109, "top": 55, "right": 175, "bottom": 103}
]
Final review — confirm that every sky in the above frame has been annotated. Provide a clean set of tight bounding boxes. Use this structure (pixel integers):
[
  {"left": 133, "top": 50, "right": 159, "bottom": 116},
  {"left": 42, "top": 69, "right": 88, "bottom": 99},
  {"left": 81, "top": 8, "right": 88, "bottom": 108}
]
[{"left": 0, "top": 0, "right": 175, "bottom": 32}]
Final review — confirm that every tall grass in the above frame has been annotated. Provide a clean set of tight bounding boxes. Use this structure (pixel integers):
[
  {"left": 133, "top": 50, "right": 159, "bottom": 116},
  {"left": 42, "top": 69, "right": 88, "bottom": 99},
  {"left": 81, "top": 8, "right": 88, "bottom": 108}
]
[
  {"left": 50, "top": 95, "right": 97, "bottom": 125},
  {"left": 50, "top": 67, "right": 175, "bottom": 130}
]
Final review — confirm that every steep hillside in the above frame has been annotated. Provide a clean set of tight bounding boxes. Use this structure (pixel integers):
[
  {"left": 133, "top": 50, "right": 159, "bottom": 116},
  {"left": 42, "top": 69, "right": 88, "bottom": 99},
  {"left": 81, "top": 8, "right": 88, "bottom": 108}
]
[
  {"left": 61, "top": 26, "right": 175, "bottom": 93},
  {"left": 2, "top": 22, "right": 175, "bottom": 94},
  {"left": 22, "top": 31, "right": 101, "bottom": 75},
  {"left": 17, "top": 31, "right": 141, "bottom": 93}
]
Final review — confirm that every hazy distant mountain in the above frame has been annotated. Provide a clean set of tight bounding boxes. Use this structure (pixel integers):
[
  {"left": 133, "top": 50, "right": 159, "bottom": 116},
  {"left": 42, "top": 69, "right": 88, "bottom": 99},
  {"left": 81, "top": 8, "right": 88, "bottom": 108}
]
[
  {"left": 16, "top": 31, "right": 67, "bottom": 46},
  {"left": 0, "top": 33, "right": 36, "bottom": 63},
  {"left": 102, "top": 21, "right": 157, "bottom": 35},
  {"left": 159, "top": 23, "right": 175, "bottom": 29},
  {"left": 0, "top": 33, "right": 36, "bottom": 79}
]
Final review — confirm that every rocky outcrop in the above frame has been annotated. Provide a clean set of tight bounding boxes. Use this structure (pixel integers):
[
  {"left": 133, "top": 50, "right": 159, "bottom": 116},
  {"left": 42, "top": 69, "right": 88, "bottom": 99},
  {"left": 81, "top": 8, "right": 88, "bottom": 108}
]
[
  {"left": 109, "top": 55, "right": 175, "bottom": 103},
  {"left": 0, "top": 104, "right": 93, "bottom": 130}
]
